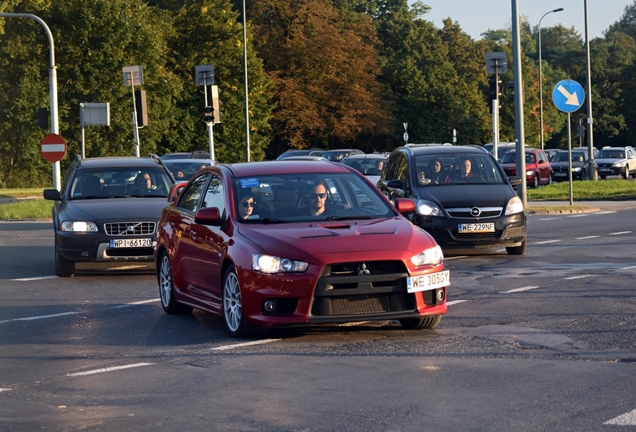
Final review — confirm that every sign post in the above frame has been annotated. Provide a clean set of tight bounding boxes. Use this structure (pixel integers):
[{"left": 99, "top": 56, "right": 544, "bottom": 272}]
[
  {"left": 553, "top": 79, "right": 585, "bottom": 206},
  {"left": 123, "top": 65, "right": 144, "bottom": 157},
  {"left": 41, "top": 133, "right": 67, "bottom": 163}
]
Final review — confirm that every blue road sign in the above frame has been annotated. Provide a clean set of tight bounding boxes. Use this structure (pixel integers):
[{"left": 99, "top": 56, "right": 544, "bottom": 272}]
[{"left": 552, "top": 79, "right": 585, "bottom": 113}]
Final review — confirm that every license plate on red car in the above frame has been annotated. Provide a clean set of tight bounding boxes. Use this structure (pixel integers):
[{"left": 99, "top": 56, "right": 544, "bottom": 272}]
[
  {"left": 458, "top": 223, "right": 494, "bottom": 233},
  {"left": 110, "top": 238, "right": 152, "bottom": 248},
  {"left": 406, "top": 270, "right": 450, "bottom": 293}
]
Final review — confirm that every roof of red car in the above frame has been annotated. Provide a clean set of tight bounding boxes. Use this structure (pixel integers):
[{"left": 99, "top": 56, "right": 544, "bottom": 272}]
[{"left": 220, "top": 160, "right": 351, "bottom": 177}]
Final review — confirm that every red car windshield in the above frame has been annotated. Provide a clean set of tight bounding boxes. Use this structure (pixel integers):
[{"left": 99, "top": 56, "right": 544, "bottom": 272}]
[{"left": 233, "top": 172, "right": 395, "bottom": 222}]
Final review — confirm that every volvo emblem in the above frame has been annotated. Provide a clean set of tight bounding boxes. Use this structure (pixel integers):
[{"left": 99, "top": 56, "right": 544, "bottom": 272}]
[
  {"left": 470, "top": 207, "right": 481, "bottom": 217},
  {"left": 126, "top": 225, "right": 135, "bottom": 232},
  {"left": 358, "top": 263, "right": 371, "bottom": 275}
]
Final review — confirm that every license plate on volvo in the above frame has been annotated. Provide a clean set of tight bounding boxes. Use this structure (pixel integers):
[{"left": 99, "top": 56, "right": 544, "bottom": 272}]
[
  {"left": 110, "top": 238, "right": 152, "bottom": 248},
  {"left": 406, "top": 270, "right": 450, "bottom": 293},
  {"left": 458, "top": 223, "right": 494, "bottom": 233}
]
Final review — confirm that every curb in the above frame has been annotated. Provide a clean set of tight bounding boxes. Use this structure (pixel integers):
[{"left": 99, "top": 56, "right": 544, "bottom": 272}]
[{"left": 527, "top": 206, "right": 601, "bottom": 215}]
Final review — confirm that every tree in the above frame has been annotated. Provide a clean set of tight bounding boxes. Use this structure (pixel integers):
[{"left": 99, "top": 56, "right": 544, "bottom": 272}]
[{"left": 248, "top": 0, "right": 393, "bottom": 153}]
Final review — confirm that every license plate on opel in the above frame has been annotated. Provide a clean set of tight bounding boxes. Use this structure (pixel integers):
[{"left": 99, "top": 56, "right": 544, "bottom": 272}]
[
  {"left": 110, "top": 238, "right": 152, "bottom": 248},
  {"left": 406, "top": 270, "right": 450, "bottom": 293},
  {"left": 458, "top": 223, "right": 495, "bottom": 233}
]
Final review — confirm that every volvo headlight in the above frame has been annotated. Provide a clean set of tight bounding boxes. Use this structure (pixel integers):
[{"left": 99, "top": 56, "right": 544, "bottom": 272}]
[
  {"left": 505, "top": 196, "right": 524, "bottom": 215},
  {"left": 613, "top": 162, "right": 626, "bottom": 168},
  {"left": 572, "top": 167, "right": 582, "bottom": 172},
  {"left": 416, "top": 199, "right": 442, "bottom": 217},
  {"left": 411, "top": 245, "right": 444, "bottom": 267},
  {"left": 252, "top": 254, "right": 309, "bottom": 274},
  {"left": 61, "top": 221, "right": 98, "bottom": 232}
]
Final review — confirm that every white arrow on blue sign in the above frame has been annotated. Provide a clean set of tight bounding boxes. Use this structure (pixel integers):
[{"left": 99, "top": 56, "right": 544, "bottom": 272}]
[{"left": 552, "top": 79, "right": 585, "bottom": 113}]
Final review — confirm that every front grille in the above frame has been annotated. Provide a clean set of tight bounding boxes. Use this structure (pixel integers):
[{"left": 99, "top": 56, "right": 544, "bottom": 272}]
[
  {"left": 104, "top": 222, "right": 156, "bottom": 236},
  {"left": 446, "top": 207, "right": 502, "bottom": 218},
  {"left": 311, "top": 260, "right": 418, "bottom": 317}
]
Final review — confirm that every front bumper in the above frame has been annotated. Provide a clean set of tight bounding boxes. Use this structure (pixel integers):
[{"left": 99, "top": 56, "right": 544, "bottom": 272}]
[
  {"left": 237, "top": 260, "right": 447, "bottom": 327},
  {"left": 56, "top": 231, "right": 156, "bottom": 262},
  {"left": 414, "top": 212, "right": 526, "bottom": 251}
]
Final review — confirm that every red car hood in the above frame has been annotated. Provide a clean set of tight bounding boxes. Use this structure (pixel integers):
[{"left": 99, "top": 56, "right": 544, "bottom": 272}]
[{"left": 237, "top": 217, "right": 436, "bottom": 262}]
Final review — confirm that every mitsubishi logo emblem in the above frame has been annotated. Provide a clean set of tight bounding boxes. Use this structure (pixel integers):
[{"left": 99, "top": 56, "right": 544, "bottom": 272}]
[{"left": 358, "top": 263, "right": 371, "bottom": 275}]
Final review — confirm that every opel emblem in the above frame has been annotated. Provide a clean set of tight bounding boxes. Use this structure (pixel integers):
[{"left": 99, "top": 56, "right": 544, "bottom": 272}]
[
  {"left": 470, "top": 207, "right": 481, "bottom": 217},
  {"left": 358, "top": 263, "right": 371, "bottom": 275}
]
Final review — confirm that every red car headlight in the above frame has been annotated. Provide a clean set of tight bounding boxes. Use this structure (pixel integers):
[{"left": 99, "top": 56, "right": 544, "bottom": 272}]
[{"left": 252, "top": 254, "right": 309, "bottom": 274}]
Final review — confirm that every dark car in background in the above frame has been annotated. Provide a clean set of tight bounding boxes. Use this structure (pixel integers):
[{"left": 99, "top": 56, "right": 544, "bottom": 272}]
[
  {"left": 43, "top": 156, "right": 175, "bottom": 277},
  {"left": 321, "top": 148, "right": 364, "bottom": 162},
  {"left": 162, "top": 158, "right": 214, "bottom": 181},
  {"left": 160, "top": 151, "right": 211, "bottom": 160},
  {"left": 340, "top": 153, "right": 387, "bottom": 185},
  {"left": 155, "top": 161, "right": 448, "bottom": 337},
  {"left": 275, "top": 148, "right": 323, "bottom": 160},
  {"left": 377, "top": 146, "right": 527, "bottom": 255},
  {"left": 550, "top": 150, "right": 594, "bottom": 182},
  {"left": 499, "top": 147, "right": 552, "bottom": 188}
]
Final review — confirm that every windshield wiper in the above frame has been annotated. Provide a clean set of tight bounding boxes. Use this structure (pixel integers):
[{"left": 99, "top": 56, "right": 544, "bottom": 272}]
[
  {"left": 326, "top": 215, "right": 374, "bottom": 221},
  {"left": 261, "top": 218, "right": 289, "bottom": 224}
]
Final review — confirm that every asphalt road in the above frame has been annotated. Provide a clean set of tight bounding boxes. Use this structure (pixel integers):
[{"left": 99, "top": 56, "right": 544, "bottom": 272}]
[{"left": 0, "top": 206, "right": 635, "bottom": 431}]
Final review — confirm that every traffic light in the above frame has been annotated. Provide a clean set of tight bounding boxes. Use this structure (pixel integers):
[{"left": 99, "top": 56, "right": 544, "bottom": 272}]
[
  {"left": 135, "top": 90, "right": 148, "bottom": 127},
  {"left": 488, "top": 75, "right": 502, "bottom": 112},
  {"left": 35, "top": 107, "right": 48, "bottom": 130},
  {"left": 211, "top": 85, "right": 222, "bottom": 124},
  {"left": 204, "top": 106, "right": 214, "bottom": 123}
]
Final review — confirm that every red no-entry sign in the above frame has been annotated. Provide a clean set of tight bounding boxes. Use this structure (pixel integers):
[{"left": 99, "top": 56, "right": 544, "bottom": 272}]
[{"left": 40, "top": 133, "right": 67, "bottom": 163}]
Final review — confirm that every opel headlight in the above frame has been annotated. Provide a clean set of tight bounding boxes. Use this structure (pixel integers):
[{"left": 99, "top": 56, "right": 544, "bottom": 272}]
[
  {"left": 411, "top": 245, "right": 444, "bottom": 267},
  {"left": 505, "top": 196, "right": 524, "bottom": 215},
  {"left": 572, "top": 167, "right": 582, "bottom": 172},
  {"left": 252, "top": 254, "right": 309, "bottom": 274},
  {"left": 61, "top": 221, "right": 98, "bottom": 232},
  {"left": 416, "top": 199, "right": 442, "bottom": 217}
]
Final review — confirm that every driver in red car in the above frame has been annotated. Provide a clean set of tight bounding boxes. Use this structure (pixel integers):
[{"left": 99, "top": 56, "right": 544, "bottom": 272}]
[{"left": 302, "top": 181, "right": 329, "bottom": 216}]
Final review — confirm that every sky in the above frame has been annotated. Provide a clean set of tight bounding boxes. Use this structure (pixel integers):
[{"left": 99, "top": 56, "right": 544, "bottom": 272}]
[{"left": 418, "top": 0, "right": 633, "bottom": 40}]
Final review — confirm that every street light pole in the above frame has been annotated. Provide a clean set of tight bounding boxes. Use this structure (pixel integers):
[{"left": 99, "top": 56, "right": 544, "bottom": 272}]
[
  {"left": 242, "top": 0, "right": 251, "bottom": 162},
  {"left": 538, "top": 7, "right": 564, "bottom": 151},
  {"left": 584, "top": 0, "right": 595, "bottom": 180}
]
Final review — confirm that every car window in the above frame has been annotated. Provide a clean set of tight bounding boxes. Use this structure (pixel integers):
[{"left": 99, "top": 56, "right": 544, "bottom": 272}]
[
  {"left": 178, "top": 173, "right": 209, "bottom": 212},
  {"left": 71, "top": 167, "right": 172, "bottom": 199},
  {"left": 499, "top": 152, "right": 516, "bottom": 164},
  {"left": 232, "top": 172, "right": 395, "bottom": 222},
  {"left": 202, "top": 175, "right": 225, "bottom": 210},
  {"left": 413, "top": 152, "right": 506, "bottom": 185}
]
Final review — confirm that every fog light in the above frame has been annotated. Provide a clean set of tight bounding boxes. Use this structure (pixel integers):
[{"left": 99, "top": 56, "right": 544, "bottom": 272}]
[
  {"left": 263, "top": 300, "right": 277, "bottom": 313},
  {"left": 436, "top": 289, "right": 445, "bottom": 303},
  {"left": 81, "top": 250, "right": 90, "bottom": 257}
]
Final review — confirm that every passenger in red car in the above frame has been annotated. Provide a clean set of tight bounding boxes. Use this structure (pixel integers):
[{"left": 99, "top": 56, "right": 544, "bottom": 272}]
[{"left": 238, "top": 192, "right": 256, "bottom": 220}]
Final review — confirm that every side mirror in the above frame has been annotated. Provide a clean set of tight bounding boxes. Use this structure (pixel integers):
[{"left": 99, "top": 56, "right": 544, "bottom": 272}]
[
  {"left": 194, "top": 207, "right": 222, "bottom": 226},
  {"left": 508, "top": 176, "right": 522, "bottom": 187},
  {"left": 43, "top": 189, "right": 61, "bottom": 201},
  {"left": 386, "top": 179, "right": 404, "bottom": 189},
  {"left": 395, "top": 198, "right": 416, "bottom": 215},
  {"left": 167, "top": 181, "right": 188, "bottom": 202}
]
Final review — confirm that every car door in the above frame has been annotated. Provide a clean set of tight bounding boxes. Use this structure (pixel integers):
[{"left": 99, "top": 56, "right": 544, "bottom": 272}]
[
  {"left": 628, "top": 148, "right": 636, "bottom": 175},
  {"left": 537, "top": 150, "right": 551, "bottom": 183},
  {"left": 187, "top": 174, "right": 228, "bottom": 311},
  {"left": 171, "top": 173, "right": 210, "bottom": 297}
]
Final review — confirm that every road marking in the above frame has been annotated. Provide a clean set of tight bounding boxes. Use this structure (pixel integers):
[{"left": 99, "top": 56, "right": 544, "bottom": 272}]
[
  {"left": 564, "top": 275, "right": 594, "bottom": 280},
  {"left": 66, "top": 362, "right": 154, "bottom": 377},
  {"left": 567, "top": 214, "right": 589, "bottom": 218},
  {"left": 604, "top": 409, "right": 636, "bottom": 426},
  {"left": 620, "top": 265, "right": 636, "bottom": 270},
  {"left": 500, "top": 286, "right": 539, "bottom": 294},
  {"left": 0, "top": 388, "right": 11, "bottom": 392},
  {"left": 113, "top": 299, "right": 160, "bottom": 308},
  {"left": 576, "top": 235, "right": 599, "bottom": 240},
  {"left": 609, "top": 231, "right": 632, "bottom": 235},
  {"left": 535, "top": 240, "right": 561, "bottom": 244},
  {"left": 445, "top": 256, "right": 468, "bottom": 260},
  {"left": 11, "top": 275, "right": 58, "bottom": 281},
  {"left": 596, "top": 211, "right": 616, "bottom": 214},
  {"left": 536, "top": 217, "right": 559, "bottom": 221},
  {"left": 210, "top": 339, "right": 281, "bottom": 351},
  {"left": 0, "top": 312, "right": 78, "bottom": 325},
  {"left": 446, "top": 300, "right": 468, "bottom": 306}
]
